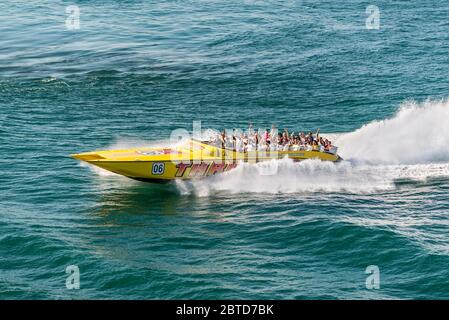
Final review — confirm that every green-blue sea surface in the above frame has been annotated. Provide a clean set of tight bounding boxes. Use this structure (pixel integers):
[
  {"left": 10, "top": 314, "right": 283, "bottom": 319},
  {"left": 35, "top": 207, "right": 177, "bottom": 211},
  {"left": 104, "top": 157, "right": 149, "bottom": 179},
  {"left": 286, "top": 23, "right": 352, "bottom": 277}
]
[{"left": 1, "top": 0, "right": 449, "bottom": 299}]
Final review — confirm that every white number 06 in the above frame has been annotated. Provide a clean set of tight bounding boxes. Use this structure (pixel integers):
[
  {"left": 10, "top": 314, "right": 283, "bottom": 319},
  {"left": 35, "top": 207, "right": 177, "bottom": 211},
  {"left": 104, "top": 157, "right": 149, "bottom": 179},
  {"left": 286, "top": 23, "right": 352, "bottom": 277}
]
[{"left": 151, "top": 163, "right": 165, "bottom": 175}]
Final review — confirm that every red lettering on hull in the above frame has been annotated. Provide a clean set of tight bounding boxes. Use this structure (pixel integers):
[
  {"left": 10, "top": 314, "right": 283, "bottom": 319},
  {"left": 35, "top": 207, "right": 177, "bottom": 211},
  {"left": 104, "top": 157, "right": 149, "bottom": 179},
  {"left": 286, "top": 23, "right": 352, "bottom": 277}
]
[
  {"left": 208, "top": 163, "right": 226, "bottom": 175},
  {"left": 175, "top": 163, "right": 191, "bottom": 177},
  {"left": 175, "top": 162, "right": 238, "bottom": 178},
  {"left": 189, "top": 163, "right": 209, "bottom": 177}
]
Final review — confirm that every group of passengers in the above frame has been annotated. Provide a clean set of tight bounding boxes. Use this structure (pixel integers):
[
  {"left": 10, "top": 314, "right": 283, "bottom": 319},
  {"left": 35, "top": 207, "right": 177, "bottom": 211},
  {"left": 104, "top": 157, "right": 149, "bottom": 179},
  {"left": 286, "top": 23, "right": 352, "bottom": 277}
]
[{"left": 214, "top": 124, "right": 336, "bottom": 153}]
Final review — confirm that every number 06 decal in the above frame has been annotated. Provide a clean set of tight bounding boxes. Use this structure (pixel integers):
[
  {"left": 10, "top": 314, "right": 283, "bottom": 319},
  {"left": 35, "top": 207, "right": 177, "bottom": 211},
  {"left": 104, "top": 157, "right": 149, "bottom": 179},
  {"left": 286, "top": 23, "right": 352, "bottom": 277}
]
[{"left": 151, "top": 162, "right": 165, "bottom": 175}]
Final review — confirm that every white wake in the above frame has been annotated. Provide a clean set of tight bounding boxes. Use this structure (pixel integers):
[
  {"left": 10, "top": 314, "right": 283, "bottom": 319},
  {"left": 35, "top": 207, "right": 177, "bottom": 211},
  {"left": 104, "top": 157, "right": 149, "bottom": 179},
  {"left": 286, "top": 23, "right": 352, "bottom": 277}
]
[{"left": 336, "top": 99, "right": 449, "bottom": 164}]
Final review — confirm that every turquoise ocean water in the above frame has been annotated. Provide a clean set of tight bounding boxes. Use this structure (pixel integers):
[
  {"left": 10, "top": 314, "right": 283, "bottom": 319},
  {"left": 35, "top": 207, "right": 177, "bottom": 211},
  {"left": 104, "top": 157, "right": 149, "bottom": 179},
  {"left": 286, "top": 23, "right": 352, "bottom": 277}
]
[{"left": 1, "top": 0, "right": 449, "bottom": 299}]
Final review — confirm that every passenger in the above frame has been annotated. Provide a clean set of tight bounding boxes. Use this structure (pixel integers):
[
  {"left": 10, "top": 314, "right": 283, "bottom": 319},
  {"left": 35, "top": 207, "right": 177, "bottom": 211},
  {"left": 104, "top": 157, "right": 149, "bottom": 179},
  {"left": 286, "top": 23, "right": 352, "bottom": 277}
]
[
  {"left": 236, "top": 134, "right": 244, "bottom": 152},
  {"left": 291, "top": 135, "right": 300, "bottom": 151},
  {"left": 277, "top": 132, "right": 283, "bottom": 145},
  {"left": 312, "top": 139, "right": 319, "bottom": 151},
  {"left": 282, "top": 131, "right": 291, "bottom": 150},
  {"left": 319, "top": 137, "right": 325, "bottom": 147},
  {"left": 282, "top": 131, "right": 289, "bottom": 145},
  {"left": 284, "top": 128, "right": 290, "bottom": 141},
  {"left": 323, "top": 138, "right": 329, "bottom": 151},
  {"left": 242, "top": 134, "right": 249, "bottom": 152},
  {"left": 263, "top": 129, "right": 270, "bottom": 145},
  {"left": 219, "top": 130, "right": 226, "bottom": 149},
  {"left": 264, "top": 140, "right": 270, "bottom": 152},
  {"left": 289, "top": 131, "right": 294, "bottom": 144},
  {"left": 254, "top": 129, "right": 259, "bottom": 150},
  {"left": 232, "top": 129, "right": 237, "bottom": 151},
  {"left": 306, "top": 132, "right": 312, "bottom": 144}
]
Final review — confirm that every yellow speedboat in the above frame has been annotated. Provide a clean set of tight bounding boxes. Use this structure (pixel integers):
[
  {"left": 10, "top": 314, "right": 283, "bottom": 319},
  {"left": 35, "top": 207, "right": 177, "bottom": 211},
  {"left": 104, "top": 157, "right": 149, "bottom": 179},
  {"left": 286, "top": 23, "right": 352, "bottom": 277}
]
[{"left": 72, "top": 139, "right": 341, "bottom": 183}]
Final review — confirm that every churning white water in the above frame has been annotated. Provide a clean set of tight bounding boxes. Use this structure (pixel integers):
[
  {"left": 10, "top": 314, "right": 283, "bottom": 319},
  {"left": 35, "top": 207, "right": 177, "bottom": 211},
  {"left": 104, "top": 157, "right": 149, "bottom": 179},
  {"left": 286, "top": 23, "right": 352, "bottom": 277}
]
[{"left": 336, "top": 99, "right": 449, "bottom": 164}]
